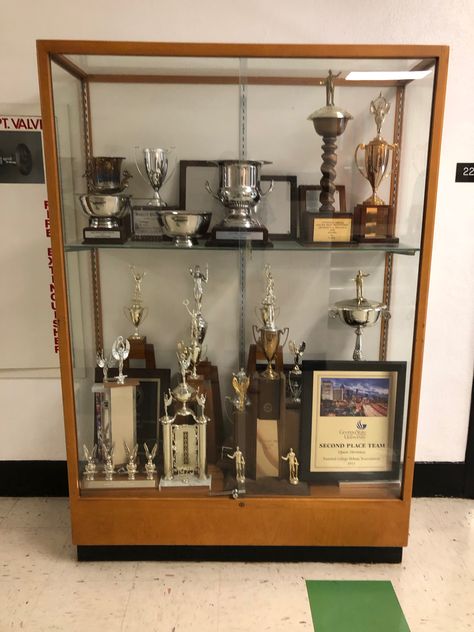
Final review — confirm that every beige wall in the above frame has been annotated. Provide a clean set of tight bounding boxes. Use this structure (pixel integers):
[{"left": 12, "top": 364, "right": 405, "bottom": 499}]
[{"left": 0, "top": 0, "right": 472, "bottom": 461}]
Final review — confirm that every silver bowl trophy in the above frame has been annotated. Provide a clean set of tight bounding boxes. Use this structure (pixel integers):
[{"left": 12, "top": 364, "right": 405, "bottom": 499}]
[
  {"left": 206, "top": 159, "right": 273, "bottom": 246},
  {"left": 353, "top": 93, "right": 399, "bottom": 243},
  {"left": 288, "top": 340, "right": 306, "bottom": 405},
  {"left": 329, "top": 270, "right": 390, "bottom": 360},
  {"left": 252, "top": 264, "right": 289, "bottom": 380},
  {"left": 158, "top": 210, "right": 211, "bottom": 247},
  {"left": 80, "top": 156, "right": 132, "bottom": 244},
  {"left": 159, "top": 343, "right": 211, "bottom": 489}
]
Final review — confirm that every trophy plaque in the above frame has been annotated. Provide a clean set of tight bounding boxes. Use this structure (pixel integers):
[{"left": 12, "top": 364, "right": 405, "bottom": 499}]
[
  {"left": 353, "top": 93, "right": 399, "bottom": 243},
  {"left": 298, "top": 185, "right": 354, "bottom": 245},
  {"left": 206, "top": 160, "right": 274, "bottom": 247},
  {"left": 305, "top": 71, "right": 353, "bottom": 244}
]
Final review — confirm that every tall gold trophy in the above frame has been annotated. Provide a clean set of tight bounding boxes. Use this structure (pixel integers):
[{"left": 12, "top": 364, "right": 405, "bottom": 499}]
[{"left": 353, "top": 93, "right": 399, "bottom": 243}]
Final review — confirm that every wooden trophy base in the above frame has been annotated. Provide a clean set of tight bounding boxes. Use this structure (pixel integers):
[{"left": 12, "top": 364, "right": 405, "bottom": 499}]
[
  {"left": 188, "top": 360, "right": 224, "bottom": 464},
  {"left": 124, "top": 336, "right": 156, "bottom": 369},
  {"left": 83, "top": 220, "right": 130, "bottom": 244},
  {"left": 206, "top": 224, "right": 273, "bottom": 248},
  {"left": 353, "top": 204, "right": 399, "bottom": 243}
]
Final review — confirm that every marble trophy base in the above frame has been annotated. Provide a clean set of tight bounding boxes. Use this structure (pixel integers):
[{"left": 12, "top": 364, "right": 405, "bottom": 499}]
[
  {"left": 159, "top": 474, "right": 212, "bottom": 490},
  {"left": 82, "top": 475, "right": 157, "bottom": 489}
]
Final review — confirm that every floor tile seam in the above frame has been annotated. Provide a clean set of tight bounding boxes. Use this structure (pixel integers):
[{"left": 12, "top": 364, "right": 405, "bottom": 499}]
[{"left": 119, "top": 578, "right": 137, "bottom": 632}]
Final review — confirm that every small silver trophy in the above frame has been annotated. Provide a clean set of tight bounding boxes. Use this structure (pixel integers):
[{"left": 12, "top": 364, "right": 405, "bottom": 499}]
[
  {"left": 124, "top": 442, "right": 139, "bottom": 480},
  {"left": 135, "top": 147, "right": 174, "bottom": 207},
  {"left": 102, "top": 443, "right": 115, "bottom": 481},
  {"left": 83, "top": 444, "right": 97, "bottom": 481},
  {"left": 144, "top": 443, "right": 158, "bottom": 480},
  {"left": 281, "top": 448, "right": 299, "bottom": 485},
  {"left": 329, "top": 270, "right": 390, "bottom": 360},
  {"left": 111, "top": 336, "right": 130, "bottom": 384},
  {"left": 96, "top": 349, "right": 115, "bottom": 382},
  {"left": 124, "top": 266, "right": 148, "bottom": 340},
  {"left": 288, "top": 340, "right": 306, "bottom": 404}
]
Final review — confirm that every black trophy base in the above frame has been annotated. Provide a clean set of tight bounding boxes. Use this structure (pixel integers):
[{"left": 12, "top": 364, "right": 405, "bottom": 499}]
[
  {"left": 206, "top": 224, "right": 273, "bottom": 248},
  {"left": 83, "top": 222, "right": 129, "bottom": 244}
]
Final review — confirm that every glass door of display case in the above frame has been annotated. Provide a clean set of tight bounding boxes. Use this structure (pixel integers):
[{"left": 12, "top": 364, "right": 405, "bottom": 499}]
[{"left": 37, "top": 41, "right": 448, "bottom": 552}]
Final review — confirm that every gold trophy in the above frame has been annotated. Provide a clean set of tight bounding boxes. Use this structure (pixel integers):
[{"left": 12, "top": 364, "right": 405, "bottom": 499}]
[
  {"left": 124, "top": 266, "right": 147, "bottom": 340},
  {"left": 123, "top": 266, "right": 156, "bottom": 368},
  {"left": 354, "top": 93, "right": 399, "bottom": 243},
  {"left": 252, "top": 265, "right": 289, "bottom": 381}
]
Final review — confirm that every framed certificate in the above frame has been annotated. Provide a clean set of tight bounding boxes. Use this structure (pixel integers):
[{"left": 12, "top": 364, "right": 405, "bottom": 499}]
[{"left": 300, "top": 361, "right": 406, "bottom": 482}]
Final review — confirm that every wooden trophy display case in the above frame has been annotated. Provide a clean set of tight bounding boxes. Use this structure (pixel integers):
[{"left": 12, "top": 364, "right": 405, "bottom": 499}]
[{"left": 37, "top": 40, "right": 448, "bottom": 560}]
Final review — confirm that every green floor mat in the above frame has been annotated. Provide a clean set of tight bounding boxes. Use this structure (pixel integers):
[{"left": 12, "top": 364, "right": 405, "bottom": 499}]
[{"left": 306, "top": 580, "right": 410, "bottom": 631}]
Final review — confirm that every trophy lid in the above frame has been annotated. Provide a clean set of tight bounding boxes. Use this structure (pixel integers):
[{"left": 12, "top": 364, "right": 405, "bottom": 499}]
[{"left": 212, "top": 159, "right": 272, "bottom": 166}]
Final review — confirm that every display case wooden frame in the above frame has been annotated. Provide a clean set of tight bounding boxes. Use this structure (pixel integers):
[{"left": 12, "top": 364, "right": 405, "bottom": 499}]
[{"left": 37, "top": 40, "right": 448, "bottom": 556}]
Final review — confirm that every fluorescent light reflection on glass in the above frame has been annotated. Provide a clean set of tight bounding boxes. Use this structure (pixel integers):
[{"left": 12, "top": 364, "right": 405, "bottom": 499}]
[{"left": 345, "top": 70, "right": 432, "bottom": 81}]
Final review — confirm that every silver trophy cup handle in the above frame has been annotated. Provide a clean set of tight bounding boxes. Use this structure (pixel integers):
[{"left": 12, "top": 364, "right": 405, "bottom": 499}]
[
  {"left": 354, "top": 143, "right": 368, "bottom": 179},
  {"left": 252, "top": 324, "right": 260, "bottom": 346},
  {"left": 205, "top": 180, "right": 221, "bottom": 202},
  {"left": 133, "top": 145, "right": 148, "bottom": 183},
  {"left": 279, "top": 327, "right": 290, "bottom": 349},
  {"left": 257, "top": 179, "right": 274, "bottom": 197}
]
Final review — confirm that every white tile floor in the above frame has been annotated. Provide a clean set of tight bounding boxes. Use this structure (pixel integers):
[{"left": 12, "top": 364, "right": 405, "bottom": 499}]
[{"left": 0, "top": 497, "right": 472, "bottom": 631}]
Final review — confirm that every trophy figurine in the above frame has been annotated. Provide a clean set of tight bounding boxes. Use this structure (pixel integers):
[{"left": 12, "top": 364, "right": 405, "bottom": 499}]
[
  {"left": 308, "top": 70, "right": 353, "bottom": 213},
  {"left": 353, "top": 93, "right": 399, "bottom": 243},
  {"left": 83, "top": 444, "right": 97, "bottom": 481},
  {"left": 231, "top": 369, "right": 250, "bottom": 412},
  {"left": 288, "top": 340, "right": 306, "bottom": 375},
  {"left": 124, "top": 266, "right": 148, "bottom": 340},
  {"left": 329, "top": 270, "right": 390, "bottom": 361},
  {"left": 124, "top": 442, "right": 139, "bottom": 480},
  {"left": 96, "top": 349, "right": 115, "bottom": 382},
  {"left": 173, "top": 342, "right": 197, "bottom": 415},
  {"left": 111, "top": 336, "right": 130, "bottom": 384},
  {"left": 135, "top": 147, "right": 174, "bottom": 207},
  {"left": 281, "top": 448, "right": 299, "bottom": 485},
  {"left": 144, "top": 443, "right": 158, "bottom": 480},
  {"left": 102, "top": 443, "right": 115, "bottom": 481},
  {"left": 182, "top": 264, "right": 209, "bottom": 378},
  {"left": 227, "top": 446, "right": 246, "bottom": 485},
  {"left": 253, "top": 265, "right": 289, "bottom": 380}
]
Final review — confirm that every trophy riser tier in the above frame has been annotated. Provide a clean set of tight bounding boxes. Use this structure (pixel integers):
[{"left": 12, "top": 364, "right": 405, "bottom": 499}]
[
  {"left": 82, "top": 476, "right": 157, "bottom": 489},
  {"left": 124, "top": 336, "right": 156, "bottom": 370},
  {"left": 353, "top": 204, "right": 399, "bottom": 243}
]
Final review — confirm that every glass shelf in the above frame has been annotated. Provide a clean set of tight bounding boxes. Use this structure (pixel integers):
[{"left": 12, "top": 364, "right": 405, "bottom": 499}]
[{"left": 64, "top": 239, "right": 419, "bottom": 255}]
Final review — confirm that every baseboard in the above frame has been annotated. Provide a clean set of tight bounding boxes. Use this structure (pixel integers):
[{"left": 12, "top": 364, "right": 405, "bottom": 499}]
[
  {"left": 0, "top": 461, "right": 68, "bottom": 496},
  {"left": 77, "top": 545, "right": 403, "bottom": 563},
  {"left": 412, "top": 462, "right": 465, "bottom": 498},
  {"left": 0, "top": 460, "right": 468, "bottom": 498}
]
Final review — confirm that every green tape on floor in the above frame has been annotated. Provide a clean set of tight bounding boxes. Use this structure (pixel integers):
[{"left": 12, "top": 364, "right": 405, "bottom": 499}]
[{"left": 306, "top": 580, "right": 410, "bottom": 631}]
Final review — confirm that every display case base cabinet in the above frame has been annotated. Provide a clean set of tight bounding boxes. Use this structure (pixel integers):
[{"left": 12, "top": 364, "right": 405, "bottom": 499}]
[{"left": 70, "top": 497, "right": 410, "bottom": 547}]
